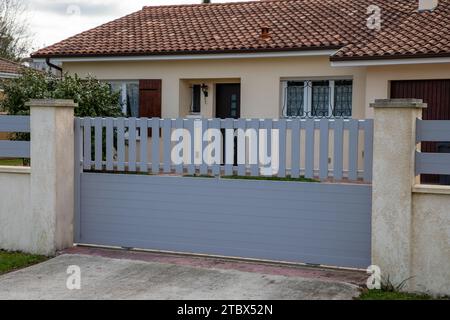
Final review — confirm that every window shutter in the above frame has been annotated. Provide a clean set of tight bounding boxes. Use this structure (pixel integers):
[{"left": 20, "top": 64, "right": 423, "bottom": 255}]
[
  {"left": 139, "top": 80, "right": 162, "bottom": 136},
  {"left": 139, "top": 80, "right": 162, "bottom": 118}
]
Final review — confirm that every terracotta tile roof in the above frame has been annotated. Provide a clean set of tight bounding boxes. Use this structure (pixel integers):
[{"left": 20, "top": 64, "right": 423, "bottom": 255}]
[
  {"left": 31, "top": 0, "right": 450, "bottom": 61},
  {"left": 332, "top": 0, "right": 450, "bottom": 60},
  {"left": 0, "top": 58, "right": 21, "bottom": 75}
]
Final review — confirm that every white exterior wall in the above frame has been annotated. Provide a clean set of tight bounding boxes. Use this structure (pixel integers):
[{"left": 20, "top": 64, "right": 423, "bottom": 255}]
[{"left": 62, "top": 56, "right": 367, "bottom": 119}]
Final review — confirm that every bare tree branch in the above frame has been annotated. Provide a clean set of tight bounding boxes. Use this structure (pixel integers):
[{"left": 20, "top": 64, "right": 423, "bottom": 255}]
[{"left": 0, "top": 0, "right": 32, "bottom": 60}]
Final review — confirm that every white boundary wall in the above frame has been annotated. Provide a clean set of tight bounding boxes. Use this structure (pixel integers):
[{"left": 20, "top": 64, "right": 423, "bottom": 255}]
[
  {"left": 0, "top": 100, "right": 77, "bottom": 255},
  {"left": 0, "top": 167, "right": 31, "bottom": 251},
  {"left": 371, "top": 99, "right": 450, "bottom": 297}
]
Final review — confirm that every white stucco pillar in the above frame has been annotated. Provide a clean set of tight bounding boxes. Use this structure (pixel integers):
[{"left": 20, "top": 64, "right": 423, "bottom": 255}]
[
  {"left": 27, "top": 99, "right": 78, "bottom": 255},
  {"left": 370, "top": 99, "right": 426, "bottom": 289}
]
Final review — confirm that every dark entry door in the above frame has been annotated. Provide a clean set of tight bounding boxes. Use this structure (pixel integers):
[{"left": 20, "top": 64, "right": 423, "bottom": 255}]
[
  {"left": 391, "top": 79, "right": 450, "bottom": 184},
  {"left": 216, "top": 84, "right": 241, "bottom": 119},
  {"left": 216, "top": 84, "right": 241, "bottom": 165}
]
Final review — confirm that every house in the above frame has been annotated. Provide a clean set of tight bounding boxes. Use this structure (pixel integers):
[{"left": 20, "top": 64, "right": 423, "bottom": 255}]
[
  {"left": 0, "top": 58, "right": 21, "bottom": 80},
  {"left": 30, "top": 0, "right": 450, "bottom": 123},
  {"left": 0, "top": 58, "right": 23, "bottom": 139},
  {"left": 0, "top": 57, "right": 22, "bottom": 100}
]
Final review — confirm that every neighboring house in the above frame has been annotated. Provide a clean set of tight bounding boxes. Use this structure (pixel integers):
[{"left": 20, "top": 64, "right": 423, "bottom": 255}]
[
  {"left": 0, "top": 58, "right": 21, "bottom": 81},
  {"left": 30, "top": 0, "right": 450, "bottom": 122},
  {"left": 0, "top": 57, "right": 23, "bottom": 102},
  {"left": 0, "top": 58, "right": 23, "bottom": 140}
]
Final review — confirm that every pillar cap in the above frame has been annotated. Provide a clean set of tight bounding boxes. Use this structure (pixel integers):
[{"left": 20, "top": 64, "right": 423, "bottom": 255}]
[
  {"left": 370, "top": 99, "right": 427, "bottom": 109},
  {"left": 25, "top": 99, "right": 78, "bottom": 108}
]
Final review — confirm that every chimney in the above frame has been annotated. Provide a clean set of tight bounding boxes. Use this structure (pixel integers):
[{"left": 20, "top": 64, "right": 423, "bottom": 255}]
[
  {"left": 260, "top": 27, "right": 271, "bottom": 40},
  {"left": 418, "top": 0, "right": 438, "bottom": 11}
]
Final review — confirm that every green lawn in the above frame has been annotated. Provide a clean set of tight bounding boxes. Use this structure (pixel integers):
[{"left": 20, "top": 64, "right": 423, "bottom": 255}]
[
  {"left": 0, "top": 158, "right": 24, "bottom": 166},
  {"left": 358, "top": 289, "right": 446, "bottom": 300},
  {"left": 0, "top": 250, "right": 48, "bottom": 275}
]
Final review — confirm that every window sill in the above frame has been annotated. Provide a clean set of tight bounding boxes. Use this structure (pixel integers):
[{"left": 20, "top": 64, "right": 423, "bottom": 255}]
[
  {"left": 412, "top": 184, "right": 450, "bottom": 195},
  {"left": 186, "top": 113, "right": 203, "bottom": 119}
]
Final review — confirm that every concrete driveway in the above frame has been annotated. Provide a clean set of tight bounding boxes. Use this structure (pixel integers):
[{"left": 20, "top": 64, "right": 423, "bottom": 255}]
[{"left": 0, "top": 247, "right": 366, "bottom": 300}]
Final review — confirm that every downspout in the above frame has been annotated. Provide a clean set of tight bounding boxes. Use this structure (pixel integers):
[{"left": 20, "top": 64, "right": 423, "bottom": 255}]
[{"left": 45, "top": 58, "right": 63, "bottom": 77}]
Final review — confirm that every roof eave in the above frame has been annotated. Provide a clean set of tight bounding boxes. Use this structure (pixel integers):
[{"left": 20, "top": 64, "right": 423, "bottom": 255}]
[
  {"left": 31, "top": 46, "right": 342, "bottom": 60},
  {"left": 330, "top": 53, "right": 450, "bottom": 66}
]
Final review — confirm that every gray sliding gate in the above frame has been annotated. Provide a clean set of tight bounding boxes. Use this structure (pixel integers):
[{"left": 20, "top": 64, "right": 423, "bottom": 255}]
[
  {"left": 75, "top": 117, "right": 373, "bottom": 269},
  {"left": 77, "top": 173, "right": 371, "bottom": 268}
]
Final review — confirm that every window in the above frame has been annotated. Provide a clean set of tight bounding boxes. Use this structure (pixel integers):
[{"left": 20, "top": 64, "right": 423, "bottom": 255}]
[
  {"left": 191, "top": 84, "right": 201, "bottom": 113},
  {"left": 109, "top": 81, "right": 139, "bottom": 117},
  {"left": 333, "top": 80, "right": 353, "bottom": 117},
  {"left": 282, "top": 79, "right": 353, "bottom": 118},
  {"left": 311, "top": 81, "right": 330, "bottom": 117}
]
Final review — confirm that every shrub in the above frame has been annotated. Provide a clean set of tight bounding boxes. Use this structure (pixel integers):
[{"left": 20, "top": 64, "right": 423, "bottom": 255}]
[{"left": 0, "top": 68, "right": 122, "bottom": 117}]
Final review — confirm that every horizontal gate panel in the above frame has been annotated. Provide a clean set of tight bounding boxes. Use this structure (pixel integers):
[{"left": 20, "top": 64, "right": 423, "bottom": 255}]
[{"left": 78, "top": 173, "right": 371, "bottom": 268}]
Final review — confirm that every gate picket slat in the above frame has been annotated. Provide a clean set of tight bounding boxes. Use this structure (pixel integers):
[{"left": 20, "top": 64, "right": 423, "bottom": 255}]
[
  {"left": 261, "top": 119, "right": 272, "bottom": 177},
  {"left": 128, "top": 118, "right": 137, "bottom": 172},
  {"left": 175, "top": 118, "right": 184, "bottom": 174},
  {"left": 105, "top": 118, "right": 114, "bottom": 171},
  {"left": 184, "top": 119, "right": 195, "bottom": 175},
  {"left": 200, "top": 119, "right": 209, "bottom": 175},
  {"left": 210, "top": 119, "right": 221, "bottom": 176},
  {"left": 237, "top": 119, "right": 246, "bottom": 176},
  {"left": 305, "top": 119, "right": 315, "bottom": 179},
  {"left": 291, "top": 120, "right": 300, "bottom": 178},
  {"left": 139, "top": 118, "right": 148, "bottom": 173},
  {"left": 151, "top": 118, "right": 161, "bottom": 174},
  {"left": 163, "top": 119, "right": 172, "bottom": 173},
  {"left": 319, "top": 119, "right": 329, "bottom": 180},
  {"left": 224, "top": 118, "right": 234, "bottom": 176},
  {"left": 278, "top": 119, "right": 287, "bottom": 178},
  {"left": 364, "top": 120, "right": 374, "bottom": 182},
  {"left": 333, "top": 119, "right": 344, "bottom": 180},
  {"left": 249, "top": 119, "right": 259, "bottom": 176},
  {"left": 94, "top": 118, "right": 103, "bottom": 171},
  {"left": 117, "top": 118, "right": 125, "bottom": 171},
  {"left": 348, "top": 119, "right": 359, "bottom": 181},
  {"left": 83, "top": 118, "right": 92, "bottom": 170}
]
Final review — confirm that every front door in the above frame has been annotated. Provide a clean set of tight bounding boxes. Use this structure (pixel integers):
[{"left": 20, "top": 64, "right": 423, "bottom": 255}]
[
  {"left": 216, "top": 84, "right": 241, "bottom": 119},
  {"left": 216, "top": 84, "right": 241, "bottom": 165}
]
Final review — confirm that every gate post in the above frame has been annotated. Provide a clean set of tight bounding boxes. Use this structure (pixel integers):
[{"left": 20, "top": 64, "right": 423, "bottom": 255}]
[
  {"left": 370, "top": 99, "right": 426, "bottom": 290},
  {"left": 26, "top": 99, "right": 78, "bottom": 255}
]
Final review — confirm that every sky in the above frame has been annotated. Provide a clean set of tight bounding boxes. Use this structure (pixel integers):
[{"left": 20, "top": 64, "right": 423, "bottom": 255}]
[{"left": 23, "top": 0, "right": 252, "bottom": 53}]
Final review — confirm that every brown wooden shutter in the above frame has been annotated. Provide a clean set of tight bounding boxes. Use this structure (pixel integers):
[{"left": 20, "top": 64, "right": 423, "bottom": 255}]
[
  {"left": 139, "top": 80, "right": 162, "bottom": 136},
  {"left": 139, "top": 80, "right": 162, "bottom": 118}
]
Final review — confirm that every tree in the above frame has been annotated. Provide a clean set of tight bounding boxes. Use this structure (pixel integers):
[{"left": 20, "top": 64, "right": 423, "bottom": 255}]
[
  {"left": 0, "top": 0, "right": 31, "bottom": 60},
  {"left": 0, "top": 68, "right": 123, "bottom": 117}
]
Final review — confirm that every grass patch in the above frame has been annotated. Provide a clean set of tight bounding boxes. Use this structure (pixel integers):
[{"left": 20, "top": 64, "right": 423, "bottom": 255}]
[
  {"left": 358, "top": 289, "right": 446, "bottom": 300},
  {"left": 183, "top": 174, "right": 215, "bottom": 178},
  {"left": 0, "top": 250, "right": 48, "bottom": 275},
  {"left": 0, "top": 158, "right": 24, "bottom": 166},
  {"left": 221, "top": 175, "right": 319, "bottom": 183}
]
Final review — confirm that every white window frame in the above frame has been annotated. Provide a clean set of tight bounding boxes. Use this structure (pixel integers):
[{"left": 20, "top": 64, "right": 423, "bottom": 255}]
[
  {"left": 106, "top": 80, "right": 140, "bottom": 139},
  {"left": 106, "top": 80, "right": 139, "bottom": 116},
  {"left": 281, "top": 79, "right": 352, "bottom": 118}
]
